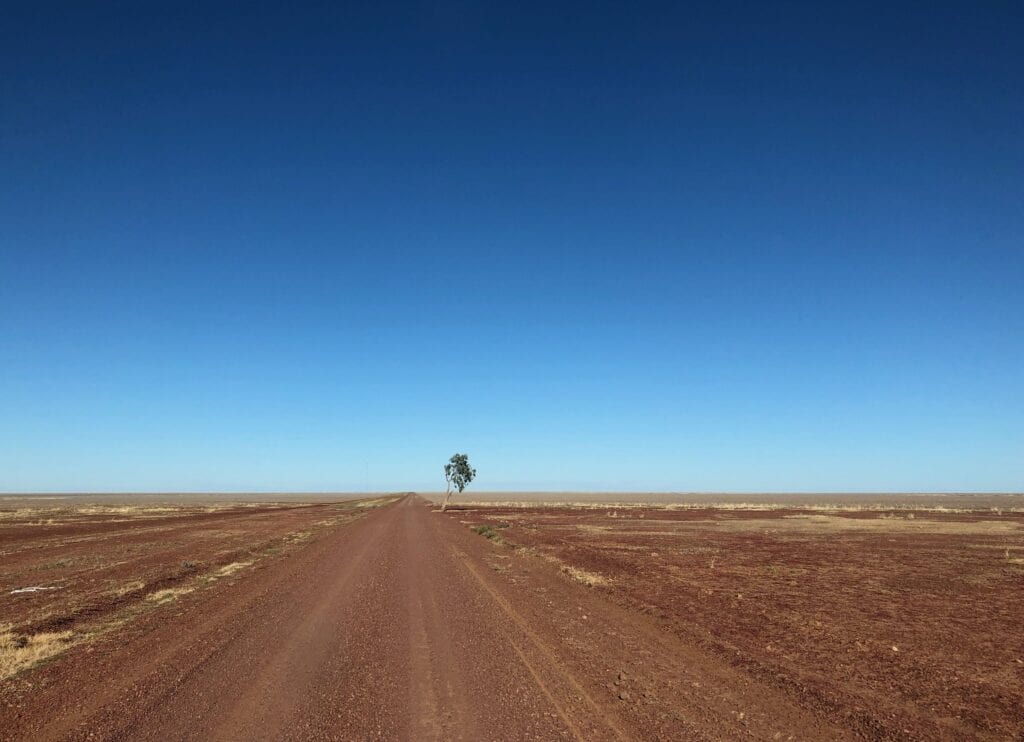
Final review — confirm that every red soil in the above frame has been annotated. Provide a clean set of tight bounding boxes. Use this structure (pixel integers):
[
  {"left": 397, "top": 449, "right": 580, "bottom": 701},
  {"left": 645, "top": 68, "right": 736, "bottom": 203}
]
[{"left": 1, "top": 496, "right": 1021, "bottom": 740}]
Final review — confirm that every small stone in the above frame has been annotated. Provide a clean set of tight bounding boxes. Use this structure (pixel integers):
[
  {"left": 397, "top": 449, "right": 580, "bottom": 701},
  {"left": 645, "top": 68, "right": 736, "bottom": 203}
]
[
  {"left": 618, "top": 691, "right": 631, "bottom": 701},
  {"left": 618, "top": 671, "right": 628, "bottom": 681}
]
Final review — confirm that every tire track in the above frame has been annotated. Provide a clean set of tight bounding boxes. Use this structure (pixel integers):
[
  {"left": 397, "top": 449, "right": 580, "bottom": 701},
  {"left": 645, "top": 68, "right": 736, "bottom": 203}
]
[
  {"left": 204, "top": 510, "right": 392, "bottom": 740},
  {"left": 451, "top": 546, "right": 630, "bottom": 741}
]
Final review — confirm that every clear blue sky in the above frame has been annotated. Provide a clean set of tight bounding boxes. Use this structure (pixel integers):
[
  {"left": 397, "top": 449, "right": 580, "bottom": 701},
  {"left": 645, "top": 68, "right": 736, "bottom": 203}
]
[{"left": 2, "top": 2, "right": 1022, "bottom": 492}]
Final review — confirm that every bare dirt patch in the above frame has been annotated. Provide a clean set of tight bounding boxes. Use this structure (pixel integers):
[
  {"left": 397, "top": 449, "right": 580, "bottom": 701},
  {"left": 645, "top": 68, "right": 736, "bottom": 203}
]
[{"left": 454, "top": 498, "right": 1024, "bottom": 739}]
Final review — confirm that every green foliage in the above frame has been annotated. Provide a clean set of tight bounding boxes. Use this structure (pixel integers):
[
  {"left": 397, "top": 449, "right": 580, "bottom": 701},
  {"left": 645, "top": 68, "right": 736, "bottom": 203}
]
[
  {"left": 444, "top": 453, "right": 476, "bottom": 494},
  {"left": 472, "top": 524, "right": 502, "bottom": 542}
]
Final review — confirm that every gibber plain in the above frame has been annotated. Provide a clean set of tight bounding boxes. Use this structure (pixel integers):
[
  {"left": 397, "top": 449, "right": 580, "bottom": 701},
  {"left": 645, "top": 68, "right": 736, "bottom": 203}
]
[{"left": 2, "top": 492, "right": 1022, "bottom": 740}]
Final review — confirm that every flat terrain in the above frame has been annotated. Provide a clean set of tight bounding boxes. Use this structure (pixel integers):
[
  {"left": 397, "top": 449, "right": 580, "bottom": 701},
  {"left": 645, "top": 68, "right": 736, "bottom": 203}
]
[{"left": 1, "top": 495, "right": 1022, "bottom": 740}]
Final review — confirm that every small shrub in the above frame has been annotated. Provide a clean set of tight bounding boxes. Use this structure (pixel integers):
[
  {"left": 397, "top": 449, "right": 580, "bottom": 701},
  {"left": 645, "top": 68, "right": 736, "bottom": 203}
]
[{"left": 472, "top": 525, "right": 503, "bottom": 543}]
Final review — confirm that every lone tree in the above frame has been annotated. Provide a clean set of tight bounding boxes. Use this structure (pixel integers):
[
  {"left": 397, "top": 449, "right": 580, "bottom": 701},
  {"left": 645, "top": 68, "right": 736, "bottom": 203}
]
[{"left": 441, "top": 453, "right": 476, "bottom": 512}]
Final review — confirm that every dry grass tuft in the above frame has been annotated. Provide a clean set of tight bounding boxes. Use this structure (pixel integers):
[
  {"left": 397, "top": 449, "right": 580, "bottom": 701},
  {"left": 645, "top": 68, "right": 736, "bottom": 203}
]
[
  {"left": 146, "top": 587, "right": 195, "bottom": 604},
  {"left": 332, "top": 496, "right": 400, "bottom": 510},
  {"left": 560, "top": 564, "right": 611, "bottom": 587},
  {"left": 454, "top": 499, "right": 1024, "bottom": 514},
  {"left": 0, "top": 625, "right": 75, "bottom": 680},
  {"left": 748, "top": 515, "right": 1022, "bottom": 535},
  {"left": 215, "top": 561, "right": 253, "bottom": 577},
  {"left": 358, "top": 497, "right": 400, "bottom": 508},
  {"left": 109, "top": 579, "right": 146, "bottom": 597},
  {"left": 76, "top": 505, "right": 181, "bottom": 516}
]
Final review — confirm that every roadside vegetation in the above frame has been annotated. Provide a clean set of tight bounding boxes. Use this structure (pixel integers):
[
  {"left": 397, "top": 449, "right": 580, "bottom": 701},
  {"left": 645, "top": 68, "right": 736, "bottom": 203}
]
[
  {"left": 0, "top": 625, "right": 75, "bottom": 680},
  {"left": 0, "top": 496, "right": 396, "bottom": 682},
  {"left": 471, "top": 524, "right": 507, "bottom": 544},
  {"left": 440, "top": 453, "right": 476, "bottom": 512}
]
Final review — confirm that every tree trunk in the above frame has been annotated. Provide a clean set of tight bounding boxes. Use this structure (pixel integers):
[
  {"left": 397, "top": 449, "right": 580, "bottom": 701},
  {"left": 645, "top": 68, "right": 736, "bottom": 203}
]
[{"left": 441, "top": 480, "right": 452, "bottom": 511}]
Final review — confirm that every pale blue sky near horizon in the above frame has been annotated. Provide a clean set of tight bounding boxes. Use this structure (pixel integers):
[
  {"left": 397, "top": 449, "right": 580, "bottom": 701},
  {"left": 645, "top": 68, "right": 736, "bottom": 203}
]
[{"left": 2, "top": 2, "right": 1022, "bottom": 492}]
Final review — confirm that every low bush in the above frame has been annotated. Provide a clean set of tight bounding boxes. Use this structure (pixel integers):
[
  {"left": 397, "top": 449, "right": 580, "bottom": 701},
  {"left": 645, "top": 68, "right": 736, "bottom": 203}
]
[{"left": 472, "top": 525, "right": 503, "bottom": 543}]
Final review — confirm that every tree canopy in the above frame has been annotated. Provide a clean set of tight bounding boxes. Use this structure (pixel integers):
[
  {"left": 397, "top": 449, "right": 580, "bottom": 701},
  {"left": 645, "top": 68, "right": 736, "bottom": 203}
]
[{"left": 441, "top": 453, "right": 475, "bottom": 511}]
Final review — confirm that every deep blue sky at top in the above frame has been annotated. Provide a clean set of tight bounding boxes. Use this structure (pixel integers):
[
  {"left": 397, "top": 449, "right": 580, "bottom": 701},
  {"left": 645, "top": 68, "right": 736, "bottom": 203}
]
[{"left": 2, "top": 2, "right": 1022, "bottom": 492}]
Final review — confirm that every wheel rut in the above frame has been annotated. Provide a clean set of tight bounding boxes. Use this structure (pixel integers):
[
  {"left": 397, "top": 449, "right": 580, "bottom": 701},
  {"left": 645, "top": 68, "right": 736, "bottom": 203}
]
[{"left": 451, "top": 545, "right": 629, "bottom": 741}]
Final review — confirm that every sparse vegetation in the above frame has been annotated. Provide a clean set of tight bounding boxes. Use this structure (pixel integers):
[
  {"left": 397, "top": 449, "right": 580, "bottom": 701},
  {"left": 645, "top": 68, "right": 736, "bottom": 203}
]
[
  {"left": 472, "top": 524, "right": 503, "bottom": 543},
  {"left": 0, "top": 625, "right": 75, "bottom": 680},
  {"left": 0, "top": 496, "right": 389, "bottom": 690},
  {"left": 331, "top": 496, "right": 401, "bottom": 511},
  {"left": 1006, "top": 549, "right": 1024, "bottom": 566},
  {"left": 109, "top": 579, "right": 146, "bottom": 597},
  {"left": 215, "top": 561, "right": 253, "bottom": 577},
  {"left": 448, "top": 498, "right": 1024, "bottom": 514},
  {"left": 560, "top": 564, "right": 610, "bottom": 587},
  {"left": 146, "top": 587, "right": 195, "bottom": 604}
]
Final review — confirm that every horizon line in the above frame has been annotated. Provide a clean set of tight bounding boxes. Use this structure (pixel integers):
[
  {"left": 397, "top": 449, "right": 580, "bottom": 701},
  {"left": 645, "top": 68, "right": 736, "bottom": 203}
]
[{"left": 3, "top": 490, "right": 1022, "bottom": 497}]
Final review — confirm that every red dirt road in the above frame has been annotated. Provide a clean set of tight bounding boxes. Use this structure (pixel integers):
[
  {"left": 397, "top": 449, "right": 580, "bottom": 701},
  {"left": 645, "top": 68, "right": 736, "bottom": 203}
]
[{"left": 4, "top": 496, "right": 854, "bottom": 741}]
